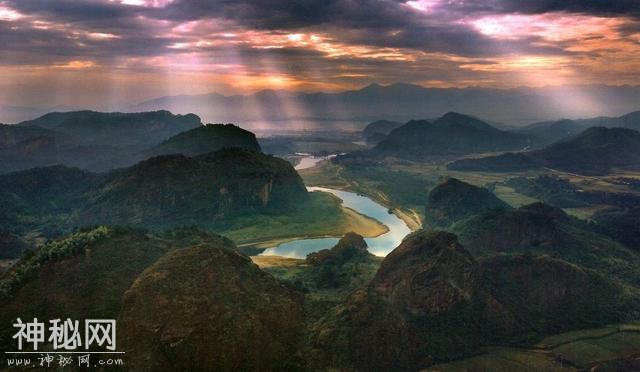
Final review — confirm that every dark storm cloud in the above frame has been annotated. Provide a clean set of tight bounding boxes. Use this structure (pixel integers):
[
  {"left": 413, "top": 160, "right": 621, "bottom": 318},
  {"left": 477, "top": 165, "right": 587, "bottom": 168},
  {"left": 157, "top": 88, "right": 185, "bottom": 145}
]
[
  {"left": 1, "top": 0, "right": 625, "bottom": 63},
  {"left": 445, "top": 0, "right": 640, "bottom": 17}
]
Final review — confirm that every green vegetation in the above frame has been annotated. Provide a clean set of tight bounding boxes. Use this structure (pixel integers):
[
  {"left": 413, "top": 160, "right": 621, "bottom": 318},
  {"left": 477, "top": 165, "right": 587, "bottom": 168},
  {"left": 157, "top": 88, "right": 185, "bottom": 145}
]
[
  {"left": 369, "top": 112, "right": 531, "bottom": 160},
  {"left": 424, "top": 178, "right": 508, "bottom": 228},
  {"left": 426, "top": 348, "right": 570, "bottom": 371},
  {"left": 503, "top": 175, "right": 587, "bottom": 208},
  {"left": 448, "top": 127, "right": 640, "bottom": 176},
  {"left": 1, "top": 148, "right": 308, "bottom": 235},
  {"left": 18, "top": 110, "right": 201, "bottom": 146},
  {"left": 219, "top": 192, "right": 383, "bottom": 245},
  {"left": 452, "top": 203, "right": 640, "bottom": 287},
  {"left": 429, "top": 323, "right": 640, "bottom": 371},
  {"left": 0, "top": 226, "right": 111, "bottom": 299},
  {"left": 150, "top": 123, "right": 261, "bottom": 157},
  {"left": 119, "top": 239, "right": 305, "bottom": 371},
  {"left": 552, "top": 330, "right": 640, "bottom": 368}
]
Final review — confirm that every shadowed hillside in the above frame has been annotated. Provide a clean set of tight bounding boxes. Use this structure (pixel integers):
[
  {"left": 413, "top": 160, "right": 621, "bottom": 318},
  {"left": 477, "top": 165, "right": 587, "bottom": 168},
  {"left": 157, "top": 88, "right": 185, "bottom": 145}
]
[
  {"left": 149, "top": 123, "right": 261, "bottom": 157},
  {"left": 424, "top": 178, "right": 508, "bottom": 228},
  {"left": 448, "top": 126, "right": 640, "bottom": 175},
  {"left": 369, "top": 112, "right": 531, "bottom": 160}
]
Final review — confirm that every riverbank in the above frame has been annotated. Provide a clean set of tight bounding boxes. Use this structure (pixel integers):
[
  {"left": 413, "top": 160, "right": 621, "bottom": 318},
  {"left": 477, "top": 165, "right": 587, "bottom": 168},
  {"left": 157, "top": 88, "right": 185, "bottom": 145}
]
[
  {"left": 237, "top": 204, "right": 388, "bottom": 251},
  {"left": 299, "top": 160, "right": 423, "bottom": 230}
]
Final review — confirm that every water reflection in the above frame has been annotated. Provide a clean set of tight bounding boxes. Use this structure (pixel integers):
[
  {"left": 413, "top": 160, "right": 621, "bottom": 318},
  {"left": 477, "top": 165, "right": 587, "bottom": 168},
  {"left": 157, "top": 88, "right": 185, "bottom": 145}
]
[{"left": 260, "top": 186, "right": 411, "bottom": 258}]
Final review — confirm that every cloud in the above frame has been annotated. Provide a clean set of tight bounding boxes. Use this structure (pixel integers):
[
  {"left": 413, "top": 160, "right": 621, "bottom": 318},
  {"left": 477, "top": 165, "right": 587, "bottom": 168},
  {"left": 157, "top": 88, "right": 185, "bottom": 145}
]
[{"left": 0, "top": 0, "right": 638, "bottom": 109}]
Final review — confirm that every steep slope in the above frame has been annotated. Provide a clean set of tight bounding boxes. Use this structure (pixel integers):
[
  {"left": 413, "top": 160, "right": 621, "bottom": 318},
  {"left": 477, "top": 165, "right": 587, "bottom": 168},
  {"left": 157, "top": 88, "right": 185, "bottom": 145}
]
[
  {"left": 372, "top": 112, "right": 531, "bottom": 159},
  {"left": 312, "top": 231, "right": 631, "bottom": 370},
  {"left": 0, "top": 149, "right": 308, "bottom": 234},
  {"left": 303, "top": 232, "right": 379, "bottom": 290},
  {"left": 424, "top": 178, "right": 508, "bottom": 228},
  {"left": 0, "top": 227, "right": 217, "bottom": 354},
  {"left": 119, "top": 239, "right": 304, "bottom": 371},
  {"left": 18, "top": 110, "right": 202, "bottom": 146},
  {"left": 149, "top": 123, "right": 261, "bottom": 157},
  {"left": 77, "top": 149, "right": 307, "bottom": 228}
]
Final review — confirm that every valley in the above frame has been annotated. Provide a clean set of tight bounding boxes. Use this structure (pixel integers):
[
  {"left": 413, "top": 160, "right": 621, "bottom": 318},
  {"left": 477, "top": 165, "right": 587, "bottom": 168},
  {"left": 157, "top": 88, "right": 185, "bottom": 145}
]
[{"left": 2, "top": 109, "right": 640, "bottom": 371}]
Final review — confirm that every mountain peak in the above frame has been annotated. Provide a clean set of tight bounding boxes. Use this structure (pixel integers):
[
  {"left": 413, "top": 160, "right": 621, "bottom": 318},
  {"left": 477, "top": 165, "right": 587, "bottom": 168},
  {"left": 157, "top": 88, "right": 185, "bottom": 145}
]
[
  {"left": 359, "top": 83, "right": 384, "bottom": 92},
  {"left": 435, "top": 112, "right": 495, "bottom": 131}
]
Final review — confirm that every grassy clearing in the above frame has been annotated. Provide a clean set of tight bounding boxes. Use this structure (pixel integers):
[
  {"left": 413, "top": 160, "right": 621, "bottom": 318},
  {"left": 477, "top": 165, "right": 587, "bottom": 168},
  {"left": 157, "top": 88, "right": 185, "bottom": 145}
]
[
  {"left": 564, "top": 205, "right": 611, "bottom": 220},
  {"left": 251, "top": 256, "right": 307, "bottom": 269},
  {"left": 220, "top": 192, "right": 387, "bottom": 246},
  {"left": 552, "top": 331, "right": 640, "bottom": 368},
  {"left": 427, "top": 324, "right": 640, "bottom": 371},
  {"left": 426, "top": 348, "right": 570, "bottom": 372},
  {"left": 493, "top": 185, "right": 539, "bottom": 207}
]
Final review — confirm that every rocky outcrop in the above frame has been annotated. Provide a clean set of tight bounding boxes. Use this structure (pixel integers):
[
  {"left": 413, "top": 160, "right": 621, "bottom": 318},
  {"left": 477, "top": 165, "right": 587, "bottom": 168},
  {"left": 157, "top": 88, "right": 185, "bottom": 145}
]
[{"left": 307, "top": 232, "right": 370, "bottom": 266}]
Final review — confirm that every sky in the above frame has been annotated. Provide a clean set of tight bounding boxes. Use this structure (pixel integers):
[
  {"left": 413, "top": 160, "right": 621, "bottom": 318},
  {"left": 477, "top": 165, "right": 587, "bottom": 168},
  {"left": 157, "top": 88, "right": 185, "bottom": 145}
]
[{"left": 0, "top": 0, "right": 639, "bottom": 108}]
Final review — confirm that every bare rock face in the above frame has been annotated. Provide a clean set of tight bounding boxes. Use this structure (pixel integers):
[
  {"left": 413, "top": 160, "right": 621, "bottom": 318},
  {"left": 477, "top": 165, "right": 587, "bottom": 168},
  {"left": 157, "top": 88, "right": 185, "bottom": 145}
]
[{"left": 119, "top": 237, "right": 305, "bottom": 371}]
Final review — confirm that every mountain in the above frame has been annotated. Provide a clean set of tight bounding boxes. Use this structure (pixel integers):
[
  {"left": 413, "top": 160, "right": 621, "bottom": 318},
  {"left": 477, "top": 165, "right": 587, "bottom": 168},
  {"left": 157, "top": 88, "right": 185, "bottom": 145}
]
[
  {"left": 0, "top": 124, "right": 67, "bottom": 148},
  {"left": 0, "top": 227, "right": 209, "bottom": 354},
  {"left": 370, "top": 112, "right": 531, "bottom": 159},
  {"left": 452, "top": 203, "right": 640, "bottom": 285},
  {"left": 0, "top": 226, "right": 305, "bottom": 369},
  {"left": 362, "top": 120, "right": 404, "bottom": 137},
  {"left": 447, "top": 126, "right": 640, "bottom": 175},
  {"left": 516, "top": 110, "right": 640, "bottom": 146},
  {"left": 0, "top": 110, "right": 205, "bottom": 173},
  {"left": 0, "top": 111, "right": 278, "bottom": 174},
  {"left": 119, "top": 236, "right": 304, "bottom": 370},
  {"left": 313, "top": 230, "right": 632, "bottom": 370},
  {"left": 530, "top": 126, "right": 640, "bottom": 175},
  {"left": 362, "top": 120, "right": 403, "bottom": 144},
  {"left": 594, "top": 206, "right": 640, "bottom": 250},
  {"left": 18, "top": 110, "right": 201, "bottom": 146},
  {"left": 129, "top": 84, "right": 640, "bottom": 128},
  {"left": 149, "top": 123, "right": 261, "bottom": 157},
  {"left": 424, "top": 178, "right": 508, "bottom": 228},
  {"left": 0, "top": 149, "right": 308, "bottom": 235},
  {"left": 518, "top": 118, "right": 586, "bottom": 145},
  {"left": 576, "top": 110, "right": 640, "bottom": 130},
  {"left": 304, "top": 232, "right": 378, "bottom": 290}
]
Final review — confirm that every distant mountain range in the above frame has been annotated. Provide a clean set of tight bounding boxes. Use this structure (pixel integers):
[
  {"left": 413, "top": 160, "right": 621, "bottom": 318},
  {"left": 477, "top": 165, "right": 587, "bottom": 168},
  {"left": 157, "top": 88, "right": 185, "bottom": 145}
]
[{"left": 127, "top": 83, "right": 640, "bottom": 129}]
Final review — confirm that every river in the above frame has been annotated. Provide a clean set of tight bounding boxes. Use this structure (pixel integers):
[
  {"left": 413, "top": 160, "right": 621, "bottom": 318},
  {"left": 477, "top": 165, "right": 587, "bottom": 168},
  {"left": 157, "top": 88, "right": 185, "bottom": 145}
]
[{"left": 260, "top": 186, "right": 412, "bottom": 258}]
